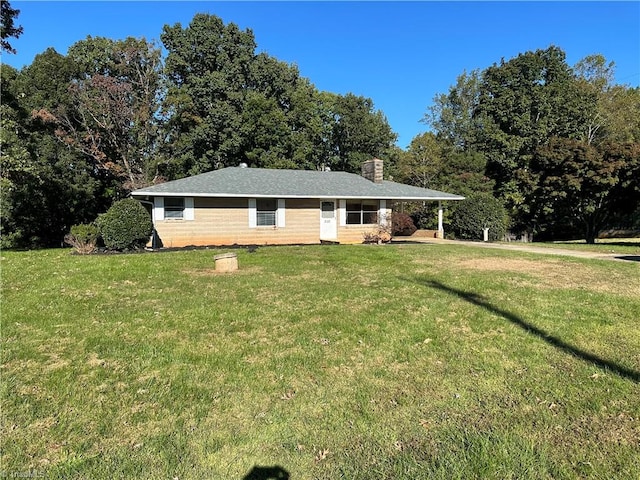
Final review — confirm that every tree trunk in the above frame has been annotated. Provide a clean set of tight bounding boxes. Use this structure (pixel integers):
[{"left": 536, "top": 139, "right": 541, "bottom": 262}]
[
  {"left": 584, "top": 207, "right": 608, "bottom": 244},
  {"left": 584, "top": 219, "right": 597, "bottom": 244}
]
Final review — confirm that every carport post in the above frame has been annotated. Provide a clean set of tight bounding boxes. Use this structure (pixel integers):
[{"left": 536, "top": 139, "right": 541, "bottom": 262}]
[{"left": 438, "top": 201, "right": 444, "bottom": 239}]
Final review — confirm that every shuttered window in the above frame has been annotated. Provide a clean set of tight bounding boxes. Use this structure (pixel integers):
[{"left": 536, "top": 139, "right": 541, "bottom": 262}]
[
  {"left": 164, "top": 197, "right": 185, "bottom": 219},
  {"left": 249, "top": 199, "right": 285, "bottom": 228}
]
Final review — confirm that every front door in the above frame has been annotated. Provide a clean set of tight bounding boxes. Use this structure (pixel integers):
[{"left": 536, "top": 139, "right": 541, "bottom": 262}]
[{"left": 320, "top": 200, "right": 337, "bottom": 241}]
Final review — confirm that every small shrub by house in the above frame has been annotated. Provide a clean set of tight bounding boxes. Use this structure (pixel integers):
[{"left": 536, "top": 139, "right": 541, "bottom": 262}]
[{"left": 64, "top": 223, "right": 99, "bottom": 254}]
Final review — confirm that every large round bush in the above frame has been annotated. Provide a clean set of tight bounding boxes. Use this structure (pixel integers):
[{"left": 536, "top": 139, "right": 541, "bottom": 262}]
[
  {"left": 97, "top": 198, "right": 153, "bottom": 250},
  {"left": 450, "top": 193, "right": 507, "bottom": 241}
]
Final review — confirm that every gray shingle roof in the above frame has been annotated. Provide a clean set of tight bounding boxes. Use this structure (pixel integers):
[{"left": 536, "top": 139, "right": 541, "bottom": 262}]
[{"left": 131, "top": 167, "right": 465, "bottom": 201}]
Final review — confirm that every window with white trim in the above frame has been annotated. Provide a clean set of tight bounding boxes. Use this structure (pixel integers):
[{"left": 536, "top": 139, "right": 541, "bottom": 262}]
[
  {"left": 256, "top": 199, "right": 277, "bottom": 226},
  {"left": 346, "top": 200, "right": 378, "bottom": 225},
  {"left": 155, "top": 197, "right": 194, "bottom": 221},
  {"left": 164, "top": 197, "right": 185, "bottom": 219},
  {"left": 249, "top": 198, "right": 285, "bottom": 228}
]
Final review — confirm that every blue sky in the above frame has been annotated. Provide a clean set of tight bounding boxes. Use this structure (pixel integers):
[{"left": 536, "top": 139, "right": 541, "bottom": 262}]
[{"left": 4, "top": 1, "right": 639, "bottom": 149}]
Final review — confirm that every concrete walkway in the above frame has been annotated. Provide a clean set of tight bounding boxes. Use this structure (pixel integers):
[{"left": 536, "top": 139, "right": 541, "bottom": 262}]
[{"left": 392, "top": 237, "right": 640, "bottom": 263}]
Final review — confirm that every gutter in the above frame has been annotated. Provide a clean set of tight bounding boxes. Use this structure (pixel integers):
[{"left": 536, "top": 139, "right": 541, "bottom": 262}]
[
  {"left": 131, "top": 192, "right": 465, "bottom": 201},
  {"left": 133, "top": 197, "right": 160, "bottom": 250}
]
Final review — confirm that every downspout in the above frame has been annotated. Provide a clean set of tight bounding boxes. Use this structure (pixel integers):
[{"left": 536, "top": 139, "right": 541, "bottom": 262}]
[{"left": 134, "top": 197, "right": 159, "bottom": 250}]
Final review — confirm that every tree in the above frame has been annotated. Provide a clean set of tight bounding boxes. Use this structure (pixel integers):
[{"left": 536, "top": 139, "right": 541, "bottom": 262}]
[
  {"left": 160, "top": 13, "right": 397, "bottom": 177},
  {"left": 424, "top": 69, "right": 482, "bottom": 151},
  {"left": 573, "top": 54, "right": 614, "bottom": 146},
  {"left": 475, "top": 46, "right": 594, "bottom": 232},
  {"left": 602, "top": 86, "right": 640, "bottom": 144},
  {"left": 161, "top": 14, "right": 256, "bottom": 175},
  {"left": 240, "top": 53, "right": 326, "bottom": 170},
  {"left": 1, "top": 0, "right": 23, "bottom": 53},
  {"left": 574, "top": 55, "right": 640, "bottom": 145},
  {"left": 1, "top": 50, "right": 116, "bottom": 248},
  {"left": 323, "top": 92, "right": 397, "bottom": 173},
  {"left": 422, "top": 47, "right": 639, "bottom": 240},
  {"left": 396, "top": 132, "right": 443, "bottom": 189},
  {"left": 532, "top": 137, "right": 640, "bottom": 243},
  {"left": 33, "top": 36, "right": 164, "bottom": 190},
  {"left": 439, "top": 149, "right": 494, "bottom": 197},
  {"left": 0, "top": 66, "right": 32, "bottom": 247},
  {"left": 396, "top": 130, "right": 494, "bottom": 230}
]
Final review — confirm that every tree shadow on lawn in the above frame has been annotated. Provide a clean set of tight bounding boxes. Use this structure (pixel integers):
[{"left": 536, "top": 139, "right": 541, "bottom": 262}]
[
  {"left": 596, "top": 241, "right": 640, "bottom": 247},
  {"left": 401, "top": 277, "right": 640, "bottom": 383},
  {"left": 616, "top": 255, "right": 640, "bottom": 262}
]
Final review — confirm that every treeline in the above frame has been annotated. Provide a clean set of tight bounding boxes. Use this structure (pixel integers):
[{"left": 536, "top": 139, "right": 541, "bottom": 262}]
[
  {"left": 396, "top": 47, "right": 640, "bottom": 243},
  {"left": 1, "top": 9, "right": 639, "bottom": 247}
]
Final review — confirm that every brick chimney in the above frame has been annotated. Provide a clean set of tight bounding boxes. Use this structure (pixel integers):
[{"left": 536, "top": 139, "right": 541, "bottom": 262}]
[{"left": 361, "top": 158, "right": 383, "bottom": 183}]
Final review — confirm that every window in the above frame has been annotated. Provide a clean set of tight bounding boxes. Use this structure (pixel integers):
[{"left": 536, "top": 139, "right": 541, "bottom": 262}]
[
  {"left": 154, "top": 197, "right": 193, "bottom": 221},
  {"left": 164, "top": 197, "right": 185, "bottom": 219},
  {"left": 249, "top": 198, "right": 285, "bottom": 228},
  {"left": 256, "top": 199, "right": 277, "bottom": 226},
  {"left": 346, "top": 200, "right": 378, "bottom": 225},
  {"left": 321, "top": 201, "right": 335, "bottom": 218}
]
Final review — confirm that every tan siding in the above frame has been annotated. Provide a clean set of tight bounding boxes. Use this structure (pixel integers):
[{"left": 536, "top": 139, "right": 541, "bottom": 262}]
[
  {"left": 337, "top": 225, "right": 378, "bottom": 244},
  {"left": 153, "top": 196, "right": 385, "bottom": 247},
  {"left": 153, "top": 197, "right": 323, "bottom": 247}
]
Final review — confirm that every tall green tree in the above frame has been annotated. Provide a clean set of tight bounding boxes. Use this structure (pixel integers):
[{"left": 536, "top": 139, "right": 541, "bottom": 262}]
[
  {"left": 418, "top": 67, "right": 495, "bottom": 229},
  {"left": 161, "top": 14, "right": 256, "bottom": 175},
  {"left": 161, "top": 13, "right": 397, "bottom": 177},
  {"left": 422, "top": 47, "right": 638, "bottom": 240},
  {"left": 574, "top": 55, "right": 640, "bottom": 145},
  {"left": 1, "top": 65, "right": 31, "bottom": 247},
  {"left": 240, "top": 53, "right": 326, "bottom": 170},
  {"left": 475, "top": 46, "right": 594, "bottom": 232},
  {"left": 424, "top": 70, "right": 482, "bottom": 151},
  {"left": 603, "top": 87, "right": 640, "bottom": 144},
  {"left": 439, "top": 150, "right": 494, "bottom": 197},
  {"left": 324, "top": 92, "right": 397, "bottom": 173}
]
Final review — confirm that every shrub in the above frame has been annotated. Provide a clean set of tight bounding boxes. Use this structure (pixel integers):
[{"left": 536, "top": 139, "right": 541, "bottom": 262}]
[
  {"left": 391, "top": 212, "right": 417, "bottom": 236},
  {"left": 450, "top": 193, "right": 507, "bottom": 241},
  {"left": 97, "top": 198, "right": 152, "bottom": 250},
  {"left": 64, "top": 223, "right": 99, "bottom": 254},
  {"left": 363, "top": 227, "right": 392, "bottom": 244},
  {"left": 411, "top": 207, "right": 438, "bottom": 230},
  {"left": 363, "top": 214, "right": 392, "bottom": 244}
]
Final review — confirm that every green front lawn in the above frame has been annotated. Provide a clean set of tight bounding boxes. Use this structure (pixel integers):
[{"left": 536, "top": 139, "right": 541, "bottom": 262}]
[
  {"left": 2, "top": 245, "right": 639, "bottom": 479},
  {"left": 533, "top": 238, "right": 640, "bottom": 255}
]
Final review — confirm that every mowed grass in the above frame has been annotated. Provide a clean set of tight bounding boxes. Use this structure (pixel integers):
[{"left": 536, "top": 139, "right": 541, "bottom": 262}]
[
  {"left": 533, "top": 238, "right": 640, "bottom": 255},
  {"left": 1, "top": 244, "right": 639, "bottom": 479}
]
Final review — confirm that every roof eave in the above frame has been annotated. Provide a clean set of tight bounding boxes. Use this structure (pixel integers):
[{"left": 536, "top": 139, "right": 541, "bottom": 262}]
[{"left": 131, "top": 191, "right": 465, "bottom": 201}]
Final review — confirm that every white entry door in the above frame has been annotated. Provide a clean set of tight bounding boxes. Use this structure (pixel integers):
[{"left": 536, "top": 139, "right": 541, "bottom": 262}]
[{"left": 320, "top": 200, "right": 337, "bottom": 240}]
